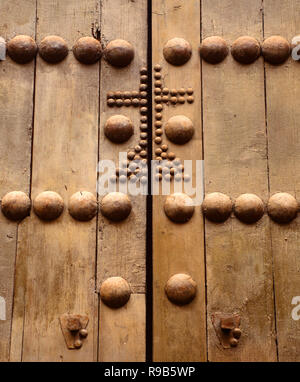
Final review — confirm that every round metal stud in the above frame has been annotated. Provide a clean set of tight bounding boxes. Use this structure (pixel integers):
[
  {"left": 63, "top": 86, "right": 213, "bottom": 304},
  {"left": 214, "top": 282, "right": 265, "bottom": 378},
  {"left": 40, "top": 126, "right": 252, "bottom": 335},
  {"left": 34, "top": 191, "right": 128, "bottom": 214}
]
[
  {"left": 178, "top": 97, "right": 185, "bottom": 104},
  {"left": 262, "top": 36, "right": 290, "bottom": 65},
  {"left": 232, "top": 328, "right": 242, "bottom": 339},
  {"left": 200, "top": 36, "right": 229, "bottom": 64},
  {"left": 154, "top": 87, "right": 162, "bottom": 95},
  {"left": 165, "top": 273, "right": 197, "bottom": 305},
  {"left": 74, "top": 339, "right": 83, "bottom": 349},
  {"left": 141, "top": 74, "right": 148, "bottom": 83},
  {"left": 234, "top": 193, "right": 264, "bottom": 224},
  {"left": 202, "top": 192, "right": 232, "bottom": 223},
  {"left": 39, "top": 35, "right": 68, "bottom": 63},
  {"left": 33, "top": 191, "right": 64, "bottom": 221},
  {"left": 178, "top": 88, "right": 185, "bottom": 95},
  {"left": 100, "top": 276, "right": 131, "bottom": 308},
  {"left": 267, "top": 192, "right": 298, "bottom": 224},
  {"left": 7, "top": 35, "right": 37, "bottom": 64},
  {"left": 154, "top": 137, "right": 162, "bottom": 144},
  {"left": 154, "top": 64, "right": 162, "bottom": 71},
  {"left": 107, "top": 98, "right": 115, "bottom": 107},
  {"left": 140, "top": 84, "right": 147, "bottom": 91},
  {"left": 100, "top": 192, "right": 132, "bottom": 222},
  {"left": 164, "top": 193, "right": 195, "bottom": 223},
  {"left": 79, "top": 329, "right": 88, "bottom": 338},
  {"left": 68, "top": 191, "right": 97, "bottom": 221},
  {"left": 187, "top": 88, "right": 193, "bottom": 95},
  {"left": 73, "top": 36, "right": 102, "bottom": 64},
  {"left": 155, "top": 129, "right": 163, "bottom": 136},
  {"left": 155, "top": 121, "right": 162, "bottom": 128},
  {"left": 231, "top": 36, "right": 261, "bottom": 64},
  {"left": 162, "top": 87, "right": 169, "bottom": 95},
  {"left": 104, "top": 115, "right": 133, "bottom": 143},
  {"left": 140, "top": 67, "right": 147, "bottom": 75},
  {"left": 187, "top": 96, "right": 194, "bottom": 103},
  {"left": 165, "top": 115, "right": 194, "bottom": 145},
  {"left": 104, "top": 39, "right": 134, "bottom": 67},
  {"left": 230, "top": 338, "right": 238, "bottom": 348},
  {"left": 1, "top": 191, "right": 31, "bottom": 221},
  {"left": 163, "top": 37, "right": 192, "bottom": 66},
  {"left": 161, "top": 144, "right": 168, "bottom": 151},
  {"left": 155, "top": 113, "right": 162, "bottom": 120}
]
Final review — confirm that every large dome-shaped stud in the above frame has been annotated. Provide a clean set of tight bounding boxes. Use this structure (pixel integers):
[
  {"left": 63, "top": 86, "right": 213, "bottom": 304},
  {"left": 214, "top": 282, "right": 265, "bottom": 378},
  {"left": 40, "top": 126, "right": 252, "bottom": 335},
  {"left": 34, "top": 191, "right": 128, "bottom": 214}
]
[
  {"left": 68, "top": 191, "right": 97, "bottom": 221},
  {"left": 39, "top": 35, "right": 68, "bottom": 63},
  {"left": 33, "top": 191, "right": 64, "bottom": 221},
  {"left": 200, "top": 36, "right": 229, "bottom": 64},
  {"left": 100, "top": 192, "right": 132, "bottom": 222},
  {"left": 234, "top": 193, "right": 264, "bottom": 224},
  {"left": 267, "top": 192, "right": 298, "bottom": 224},
  {"left": 73, "top": 36, "right": 102, "bottom": 64},
  {"left": 165, "top": 274, "right": 197, "bottom": 306},
  {"left": 163, "top": 37, "right": 192, "bottom": 66},
  {"left": 104, "top": 115, "right": 134, "bottom": 143},
  {"left": 262, "top": 36, "right": 290, "bottom": 65},
  {"left": 104, "top": 39, "right": 134, "bottom": 67},
  {"left": 100, "top": 276, "right": 131, "bottom": 308},
  {"left": 165, "top": 115, "right": 194, "bottom": 145},
  {"left": 231, "top": 36, "right": 261, "bottom": 64},
  {"left": 7, "top": 35, "right": 37, "bottom": 64},
  {"left": 164, "top": 193, "right": 195, "bottom": 223},
  {"left": 202, "top": 192, "right": 232, "bottom": 223},
  {"left": 1, "top": 191, "right": 31, "bottom": 221}
]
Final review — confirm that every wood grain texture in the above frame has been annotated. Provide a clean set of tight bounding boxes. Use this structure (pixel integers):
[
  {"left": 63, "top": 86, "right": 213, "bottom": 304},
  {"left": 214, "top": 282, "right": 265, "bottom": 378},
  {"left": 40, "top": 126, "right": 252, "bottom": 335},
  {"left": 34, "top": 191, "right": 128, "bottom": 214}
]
[
  {"left": 97, "top": 0, "right": 147, "bottom": 362},
  {"left": 202, "top": 0, "right": 277, "bottom": 361},
  {"left": 152, "top": 0, "right": 206, "bottom": 362},
  {"left": 264, "top": 0, "right": 300, "bottom": 362},
  {"left": 10, "top": 0, "right": 100, "bottom": 361},
  {"left": 0, "top": 0, "right": 36, "bottom": 362}
]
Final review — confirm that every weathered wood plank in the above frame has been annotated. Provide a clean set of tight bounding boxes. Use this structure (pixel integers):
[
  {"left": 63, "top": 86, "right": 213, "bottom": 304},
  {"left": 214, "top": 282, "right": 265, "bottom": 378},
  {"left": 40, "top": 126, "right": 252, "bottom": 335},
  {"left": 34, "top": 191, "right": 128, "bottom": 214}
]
[
  {"left": 152, "top": 0, "right": 206, "bottom": 362},
  {"left": 0, "top": 0, "right": 36, "bottom": 362},
  {"left": 202, "top": 0, "right": 277, "bottom": 361},
  {"left": 264, "top": 0, "right": 300, "bottom": 362},
  {"left": 98, "top": 0, "right": 147, "bottom": 362},
  {"left": 10, "top": 0, "right": 100, "bottom": 361}
]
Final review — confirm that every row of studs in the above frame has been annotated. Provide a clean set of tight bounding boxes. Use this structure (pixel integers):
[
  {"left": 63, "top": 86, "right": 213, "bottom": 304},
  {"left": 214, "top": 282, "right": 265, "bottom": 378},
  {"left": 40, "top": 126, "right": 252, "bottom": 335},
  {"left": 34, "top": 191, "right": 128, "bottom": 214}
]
[
  {"left": 99, "top": 273, "right": 198, "bottom": 309},
  {"left": 164, "top": 35, "right": 295, "bottom": 66},
  {"left": 2, "top": 35, "right": 134, "bottom": 66},
  {"left": 164, "top": 192, "right": 300, "bottom": 225},
  {"left": 1, "top": 191, "right": 133, "bottom": 223}
]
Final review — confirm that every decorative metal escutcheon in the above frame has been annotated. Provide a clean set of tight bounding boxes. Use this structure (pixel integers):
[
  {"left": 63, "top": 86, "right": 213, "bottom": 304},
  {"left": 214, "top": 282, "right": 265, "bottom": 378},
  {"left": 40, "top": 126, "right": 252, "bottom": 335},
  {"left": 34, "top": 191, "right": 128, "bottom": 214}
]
[
  {"left": 211, "top": 312, "right": 242, "bottom": 349},
  {"left": 60, "top": 313, "right": 89, "bottom": 350}
]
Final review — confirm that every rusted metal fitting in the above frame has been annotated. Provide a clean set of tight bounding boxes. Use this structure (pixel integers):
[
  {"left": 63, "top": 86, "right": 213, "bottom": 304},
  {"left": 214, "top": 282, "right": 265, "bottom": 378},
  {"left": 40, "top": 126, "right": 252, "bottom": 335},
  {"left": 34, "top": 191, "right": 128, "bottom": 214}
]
[
  {"left": 202, "top": 192, "right": 232, "bottom": 223},
  {"left": 234, "top": 193, "right": 264, "bottom": 224},
  {"left": 100, "top": 192, "right": 132, "bottom": 222},
  {"left": 100, "top": 276, "right": 132, "bottom": 309},
  {"left": 165, "top": 274, "right": 197, "bottom": 305},
  {"left": 104, "top": 39, "right": 134, "bottom": 67},
  {"left": 68, "top": 191, "right": 97, "bottom": 221},
  {"left": 73, "top": 36, "right": 102, "bottom": 64},
  {"left": 6, "top": 35, "right": 37, "bottom": 64},
  {"left": 212, "top": 312, "right": 242, "bottom": 349},
  {"left": 262, "top": 36, "right": 290, "bottom": 65},
  {"left": 1, "top": 191, "right": 31, "bottom": 221},
  {"left": 231, "top": 36, "right": 261, "bottom": 64},
  {"left": 164, "top": 193, "right": 195, "bottom": 223},
  {"left": 163, "top": 37, "right": 192, "bottom": 66},
  {"left": 60, "top": 314, "right": 89, "bottom": 349},
  {"left": 104, "top": 115, "right": 134, "bottom": 143},
  {"left": 39, "top": 35, "right": 68, "bottom": 63},
  {"left": 33, "top": 191, "right": 64, "bottom": 221},
  {"left": 165, "top": 115, "right": 194, "bottom": 145},
  {"left": 200, "top": 36, "right": 229, "bottom": 64},
  {"left": 267, "top": 192, "right": 298, "bottom": 224}
]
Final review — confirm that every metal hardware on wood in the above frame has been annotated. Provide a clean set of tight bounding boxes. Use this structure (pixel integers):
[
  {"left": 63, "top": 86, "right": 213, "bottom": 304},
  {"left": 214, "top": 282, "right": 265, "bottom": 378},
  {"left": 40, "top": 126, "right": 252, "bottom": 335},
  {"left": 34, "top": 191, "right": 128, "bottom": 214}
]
[
  {"left": 211, "top": 312, "right": 242, "bottom": 349},
  {"left": 60, "top": 314, "right": 89, "bottom": 350}
]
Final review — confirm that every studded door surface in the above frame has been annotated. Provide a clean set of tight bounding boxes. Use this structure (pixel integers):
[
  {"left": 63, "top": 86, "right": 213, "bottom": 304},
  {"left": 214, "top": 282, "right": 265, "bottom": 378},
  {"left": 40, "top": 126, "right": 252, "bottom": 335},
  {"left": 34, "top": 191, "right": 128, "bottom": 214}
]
[{"left": 1, "top": 0, "right": 300, "bottom": 362}]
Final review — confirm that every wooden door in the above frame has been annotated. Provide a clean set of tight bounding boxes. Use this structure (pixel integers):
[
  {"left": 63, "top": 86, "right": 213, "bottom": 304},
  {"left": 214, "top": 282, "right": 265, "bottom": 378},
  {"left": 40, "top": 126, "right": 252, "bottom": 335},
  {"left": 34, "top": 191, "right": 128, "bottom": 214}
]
[{"left": 0, "top": 0, "right": 300, "bottom": 362}]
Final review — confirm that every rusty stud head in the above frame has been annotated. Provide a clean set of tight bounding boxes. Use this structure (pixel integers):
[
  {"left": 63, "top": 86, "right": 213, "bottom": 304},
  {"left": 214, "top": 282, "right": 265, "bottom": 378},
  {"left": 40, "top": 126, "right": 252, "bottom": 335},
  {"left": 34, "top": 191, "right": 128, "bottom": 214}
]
[
  {"left": 231, "top": 36, "right": 261, "bottom": 64},
  {"left": 73, "top": 36, "right": 102, "bottom": 64},
  {"left": 7, "top": 35, "right": 37, "bottom": 64},
  {"left": 67, "top": 316, "right": 81, "bottom": 332},
  {"left": 262, "top": 36, "right": 290, "bottom": 65},
  {"left": 127, "top": 151, "right": 135, "bottom": 160},
  {"left": 74, "top": 339, "right": 83, "bottom": 349},
  {"left": 165, "top": 273, "right": 197, "bottom": 305},
  {"left": 232, "top": 327, "right": 242, "bottom": 339},
  {"left": 104, "top": 115, "right": 133, "bottom": 143},
  {"left": 163, "top": 37, "right": 192, "bottom": 66},
  {"left": 140, "top": 67, "right": 147, "bottom": 74},
  {"left": 100, "top": 192, "right": 132, "bottom": 222},
  {"left": 234, "top": 193, "right": 264, "bottom": 224},
  {"left": 200, "top": 36, "right": 229, "bottom": 64},
  {"left": 154, "top": 64, "right": 161, "bottom": 71},
  {"left": 100, "top": 276, "right": 131, "bottom": 309},
  {"left": 164, "top": 193, "right": 195, "bottom": 223},
  {"left": 68, "top": 191, "right": 97, "bottom": 221},
  {"left": 202, "top": 192, "right": 232, "bottom": 223},
  {"left": 104, "top": 39, "right": 134, "bottom": 67},
  {"left": 165, "top": 115, "right": 194, "bottom": 145},
  {"left": 79, "top": 328, "right": 88, "bottom": 338},
  {"left": 267, "top": 192, "right": 298, "bottom": 224},
  {"left": 229, "top": 338, "right": 238, "bottom": 348},
  {"left": 1, "top": 191, "right": 31, "bottom": 221},
  {"left": 39, "top": 35, "right": 68, "bottom": 63},
  {"left": 33, "top": 191, "right": 64, "bottom": 221}
]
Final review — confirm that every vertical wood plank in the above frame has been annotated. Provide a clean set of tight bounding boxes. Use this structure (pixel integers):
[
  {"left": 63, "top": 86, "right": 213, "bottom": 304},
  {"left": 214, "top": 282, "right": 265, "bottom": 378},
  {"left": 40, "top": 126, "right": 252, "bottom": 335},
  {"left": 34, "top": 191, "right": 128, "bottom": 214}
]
[
  {"left": 264, "top": 0, "right": 300, "bottom": 362},
  {"left": 152, "top": 0, "right": 206, "bottom": 362},
  {"left": 10, "top": 0, "right": 100, "bottom": 361},
  {"left": 98, "top": 0, "right": 147, "bottom": 362},
  {"left": 0, "top": 0, "right": 36, "bottom": 361},
  {"left": 202, "top": 0, "right": 277, "bottom": 361}
]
